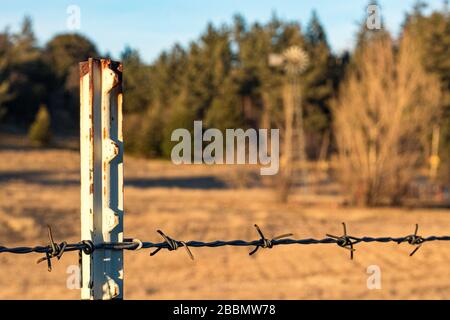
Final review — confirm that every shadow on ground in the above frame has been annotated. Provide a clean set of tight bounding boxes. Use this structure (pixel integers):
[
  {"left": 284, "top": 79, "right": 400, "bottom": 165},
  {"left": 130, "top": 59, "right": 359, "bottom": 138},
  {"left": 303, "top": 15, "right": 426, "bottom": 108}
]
[
  {"left": 0, "top": 170, "right": 228, "bottom": 190},
  {"left": 126, "top": 176, "right": 228, "bottom": 189},
  {"left": 0, "top": 170, "right": 79, "bottom": 186}
]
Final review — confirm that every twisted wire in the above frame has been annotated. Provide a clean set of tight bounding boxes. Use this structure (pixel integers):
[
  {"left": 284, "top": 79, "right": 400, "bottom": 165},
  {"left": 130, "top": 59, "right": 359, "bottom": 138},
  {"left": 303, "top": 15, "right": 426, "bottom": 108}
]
[{"left": 1, "top": 224, "right": 449, "bottom": 263}]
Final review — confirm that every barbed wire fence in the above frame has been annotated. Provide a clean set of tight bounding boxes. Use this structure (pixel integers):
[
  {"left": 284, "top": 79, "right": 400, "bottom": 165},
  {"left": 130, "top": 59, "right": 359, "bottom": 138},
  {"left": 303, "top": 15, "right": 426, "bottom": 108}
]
[
  {"left": 4, "top": 58, "right": 449, "bottom": 299},
  {"left": 1, "top": 223, "right": 449, "bottom": 273}
]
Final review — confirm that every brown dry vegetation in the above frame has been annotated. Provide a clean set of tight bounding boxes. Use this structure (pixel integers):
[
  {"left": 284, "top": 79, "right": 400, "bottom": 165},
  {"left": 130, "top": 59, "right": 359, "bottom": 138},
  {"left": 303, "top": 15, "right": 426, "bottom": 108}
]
[
  {"left": 0, "top": 136, "right": 449, "bottom": 299},
  {"left": 334, "top": 33, "right": 441, "bottom": 206}
]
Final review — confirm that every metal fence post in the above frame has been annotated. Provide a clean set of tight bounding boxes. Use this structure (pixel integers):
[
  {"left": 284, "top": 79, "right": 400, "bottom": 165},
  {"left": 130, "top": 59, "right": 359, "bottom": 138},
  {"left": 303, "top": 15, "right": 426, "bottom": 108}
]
[{"left": 79, "top": 58, "right": 124, "bottom": 300}]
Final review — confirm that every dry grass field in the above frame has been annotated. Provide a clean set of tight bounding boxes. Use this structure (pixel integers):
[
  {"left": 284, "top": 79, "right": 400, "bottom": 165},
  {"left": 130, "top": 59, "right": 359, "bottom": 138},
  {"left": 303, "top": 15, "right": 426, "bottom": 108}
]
[{"left": 0, "top": 134, "right": 449, "bottom": 300}]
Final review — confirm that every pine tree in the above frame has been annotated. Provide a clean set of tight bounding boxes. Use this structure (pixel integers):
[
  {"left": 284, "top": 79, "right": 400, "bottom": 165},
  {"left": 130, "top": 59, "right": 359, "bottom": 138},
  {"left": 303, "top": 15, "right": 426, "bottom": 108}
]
[
  {"left": 3, "top": 17, "right": 48, "bottom": 125},
  {"left": 28, "top": 104, "right": 52, "bottom": 146},
  {"left": 45, "top": 33, "right": 98, "bottom": 131},
  {"left": 402, "top": 6, "right": 450, "bottom": 183},
  {"left": 0, "top": 34, "right": 11, "bottom": 120},
  {"left": 205, "top": 75, "right": 243, "bottom": 132},
  {"left": 305, "top": 10, "right": 328, "bottom": 47},
  {"left": 183, "top": 23, "right": 233, "bottom": 119},
  {"left": 121, "top": 46, "right": 152, "bottom": 114},
  {"left": 161, "top": 98, "right": 197, "bottom": 158},
  {"left": 233, "top": 19, "right": 274, "bottom": 128},
  {"left": 302, "top": 11, "right": 336, "bottom": 157}
]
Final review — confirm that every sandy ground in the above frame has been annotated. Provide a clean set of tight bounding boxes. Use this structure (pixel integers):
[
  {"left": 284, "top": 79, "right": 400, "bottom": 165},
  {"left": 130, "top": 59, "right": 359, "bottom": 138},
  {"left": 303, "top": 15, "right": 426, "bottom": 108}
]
[{"left": 0, "top": 139, "right": 449, "bottom": 299}]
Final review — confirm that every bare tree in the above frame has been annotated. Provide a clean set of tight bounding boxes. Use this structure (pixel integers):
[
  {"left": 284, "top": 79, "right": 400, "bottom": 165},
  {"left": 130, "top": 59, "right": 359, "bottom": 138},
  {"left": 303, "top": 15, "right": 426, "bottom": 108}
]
[{"left": 333, "top": 32, "right": 441, "bottom": 206}]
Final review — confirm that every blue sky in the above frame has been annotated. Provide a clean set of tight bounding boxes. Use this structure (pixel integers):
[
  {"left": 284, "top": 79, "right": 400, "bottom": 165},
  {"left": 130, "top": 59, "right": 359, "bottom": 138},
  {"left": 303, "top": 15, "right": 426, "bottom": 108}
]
[{"left": 0, "top": 1, "right": 445, "bottom": 63}]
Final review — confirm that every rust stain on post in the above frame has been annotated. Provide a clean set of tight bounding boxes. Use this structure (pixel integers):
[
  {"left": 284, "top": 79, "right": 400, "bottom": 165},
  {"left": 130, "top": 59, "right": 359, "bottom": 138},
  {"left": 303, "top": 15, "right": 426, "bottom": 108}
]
[{"left": 79, "top": 61, "right": 90, "bottom": 77}]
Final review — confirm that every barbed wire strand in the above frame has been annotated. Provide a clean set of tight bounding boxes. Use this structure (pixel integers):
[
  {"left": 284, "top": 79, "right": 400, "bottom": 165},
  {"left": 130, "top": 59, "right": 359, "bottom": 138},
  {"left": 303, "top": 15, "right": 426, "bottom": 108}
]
[{"left": 1, "top": 223, "right": 450, "bottom": 271}]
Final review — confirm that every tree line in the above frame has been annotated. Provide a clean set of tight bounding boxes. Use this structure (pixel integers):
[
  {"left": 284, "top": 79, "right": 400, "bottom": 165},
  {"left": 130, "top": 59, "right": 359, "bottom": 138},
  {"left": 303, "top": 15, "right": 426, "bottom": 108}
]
[{"left": 0, "top": 2, "right": 449, "bottom": 205}]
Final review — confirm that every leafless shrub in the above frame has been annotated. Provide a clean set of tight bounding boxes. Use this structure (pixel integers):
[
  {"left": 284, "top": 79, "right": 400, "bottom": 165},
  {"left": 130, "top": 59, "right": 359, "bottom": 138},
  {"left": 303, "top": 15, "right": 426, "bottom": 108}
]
[{"left": 333, "top": 33, "right": 441, "bottom": 206}]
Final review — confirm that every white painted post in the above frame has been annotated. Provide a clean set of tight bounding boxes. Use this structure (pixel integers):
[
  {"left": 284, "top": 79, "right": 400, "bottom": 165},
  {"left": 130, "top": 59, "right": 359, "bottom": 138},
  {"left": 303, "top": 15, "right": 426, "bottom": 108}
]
[{"left": 79, "top": 58, "right": 124, "bottom": 300}]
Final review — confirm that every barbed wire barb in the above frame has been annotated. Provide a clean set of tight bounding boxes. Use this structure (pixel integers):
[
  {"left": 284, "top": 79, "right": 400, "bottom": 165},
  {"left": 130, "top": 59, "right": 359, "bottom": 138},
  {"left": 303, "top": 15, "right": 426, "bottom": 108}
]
[
  {"left": 36, "top": 225, "right": 67, "bottom": 272},
  {"left": 326, "top": 222, "right": 361, "bottom": 260},
  {"left": 150, "top": 230, "right": 194, "bottom": 260},
  {"left": 397, "top": 224, "right": 425, "bottom": 256},
  {"left": 249, "top": 224, "right": 293, "bottom": 256}
]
